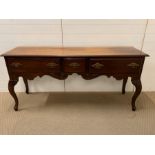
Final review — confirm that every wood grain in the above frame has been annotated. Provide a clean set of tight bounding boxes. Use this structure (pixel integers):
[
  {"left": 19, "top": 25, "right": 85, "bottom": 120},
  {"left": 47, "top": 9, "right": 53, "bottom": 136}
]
[{"left": 1, "top": 46, "right": 148, "bottom": 57}]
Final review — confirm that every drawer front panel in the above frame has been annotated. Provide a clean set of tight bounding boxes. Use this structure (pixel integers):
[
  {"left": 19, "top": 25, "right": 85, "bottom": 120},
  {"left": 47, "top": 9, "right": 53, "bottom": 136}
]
[
  {"left": 40, "top": 58, "right": 60, "bottom": 72},
  {"left": 89, "top": 58, "right": 142, "bottom": 74},
  {"left": 63, "top": 58, "right": 86, "bottom": 73},
  {"left": 6, "top": 58, "right": 61, "bottom": 73}
]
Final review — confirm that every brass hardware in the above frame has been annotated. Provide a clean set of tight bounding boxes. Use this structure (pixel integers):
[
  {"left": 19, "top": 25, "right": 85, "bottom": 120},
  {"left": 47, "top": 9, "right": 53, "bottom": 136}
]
[
  {"left": 46, "top": 62, "right": 58, "bottom": 68},
  {"left": 127, "top": 62, "right": 139, "bottom": 68},
  {"left": 69, "top": 62, "right": 80, "bottom": 68},
  {"left": 11, "top": 62, "right": 22, "bottom": 68},
  {"left": 91, "top": 62, "right": 104, "bottom": 69}
]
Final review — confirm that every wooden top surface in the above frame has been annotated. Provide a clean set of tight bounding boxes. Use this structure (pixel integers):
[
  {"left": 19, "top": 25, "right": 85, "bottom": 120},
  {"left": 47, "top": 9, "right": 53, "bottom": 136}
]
[{"left": 1, "top": 47, "right": 148, "bottom": 57}]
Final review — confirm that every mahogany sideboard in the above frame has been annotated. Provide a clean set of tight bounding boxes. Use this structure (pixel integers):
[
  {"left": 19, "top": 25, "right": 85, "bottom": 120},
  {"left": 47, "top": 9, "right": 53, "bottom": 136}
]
[{"left": 1, "top": 47, "right": 149, "bottom": 111}]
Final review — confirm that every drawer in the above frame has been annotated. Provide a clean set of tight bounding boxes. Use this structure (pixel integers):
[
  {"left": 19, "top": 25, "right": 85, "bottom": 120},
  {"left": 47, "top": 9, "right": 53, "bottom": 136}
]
[
  {"left": 40, "top": 58, "right": 60, "bottom": 72},
  {"left": 63, "top": 58, "right": 86, "bottom": 73},
  {"left": 6, "top": 57, "right": 61, "bottom": 73},
  {"left": 89, "top": 58, "right": 142, "bottom": 74}
]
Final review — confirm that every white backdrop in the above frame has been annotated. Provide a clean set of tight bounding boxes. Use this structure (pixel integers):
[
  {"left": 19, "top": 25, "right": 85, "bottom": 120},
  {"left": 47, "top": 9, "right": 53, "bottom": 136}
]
[{"left": 0, "top": 19, "right": 154, "bottom": 92}]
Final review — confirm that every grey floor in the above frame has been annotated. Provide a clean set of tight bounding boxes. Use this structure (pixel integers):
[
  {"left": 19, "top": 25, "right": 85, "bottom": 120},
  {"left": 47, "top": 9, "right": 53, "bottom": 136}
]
[{"left": 0, "top": 92, "right": 155, "bottom": 135}]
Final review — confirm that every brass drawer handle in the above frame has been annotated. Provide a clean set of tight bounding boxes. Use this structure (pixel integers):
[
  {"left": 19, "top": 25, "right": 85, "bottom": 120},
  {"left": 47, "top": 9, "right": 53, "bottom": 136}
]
[
  {"left": 127, "top": 62, "right": 139, "bottom": 68},
  {"left": 91, "top": 62, "right": 104, "bottom": 69},
  {"left": 46, "top": 62, "right": 58, "bottom": 68},
  {"left": 11, "top": 62, "right": 22, "bottom": 68},
  {"left": 69, "top": 62, "right": 80, "bottom": 68}
]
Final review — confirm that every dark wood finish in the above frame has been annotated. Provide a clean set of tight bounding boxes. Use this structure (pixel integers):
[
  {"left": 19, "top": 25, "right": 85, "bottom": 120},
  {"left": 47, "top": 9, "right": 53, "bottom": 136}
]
[
  {"left": 23, "top": 78, "right": 29, "bottom": 94},
  {"left": 122, "top": 77, "right": 128, "bottom": 94},
  {"left": 63, "top": 58, "right": 86, "bottom": 73},
  {"left": 89, "top": 58, "right": 142, "bottom": 74},
  {"left": 131, "top": 77, "right": 142, "bottom": 111},
  {"left": 7, "top": 57, "right": 61, "bottom": 73},
  {"left": 8, "top": 80, "right": 19, "bottom": 111},
  {"left": 1, "top": 46, "right": 149, "bottom": 111}
]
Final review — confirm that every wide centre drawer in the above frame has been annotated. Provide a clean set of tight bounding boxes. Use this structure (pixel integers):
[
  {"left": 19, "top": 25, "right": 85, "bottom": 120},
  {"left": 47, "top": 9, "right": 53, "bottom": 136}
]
[
  {"left": 6, "top": 57, "right": 61, "bottom": 73},
  {"left": 89, "top": 58, "right": 143, "bottom": 74}
]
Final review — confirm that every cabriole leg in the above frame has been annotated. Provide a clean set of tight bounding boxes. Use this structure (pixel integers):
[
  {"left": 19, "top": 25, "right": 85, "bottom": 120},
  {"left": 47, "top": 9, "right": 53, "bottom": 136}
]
[
  {"left": 8, "top": 80, "right": 19, "bottom": 111},
  {"left": 131, "top": 77, "right": 142, "bottom": 111},
  {"left": 122, "top": 77, "right": 128, "bottom": 94},
  {"left": 23, "top": 77, "right": 29, "bottom": 94}
]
